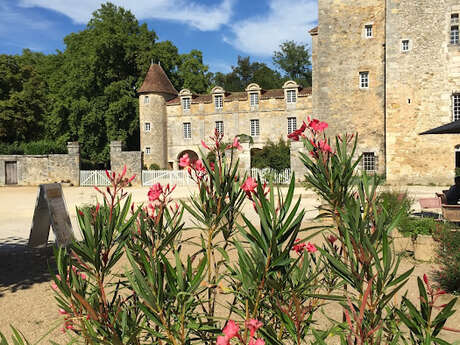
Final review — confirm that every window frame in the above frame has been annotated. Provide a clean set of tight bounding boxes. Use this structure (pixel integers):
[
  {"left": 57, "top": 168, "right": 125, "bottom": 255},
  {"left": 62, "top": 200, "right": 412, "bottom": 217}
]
[
  {"left": 453, "top": 94, "right": 460, "bottom": 121},
  {"left": 183, "top": 122, "right": 192, "bottom": 139},
  {"left": 452, "top": 13, "right": 459, "bottom": 24},
  {"left": 250, "top": 92, "right": 259, "bottom": 107},
  {"left": 214, "top": 94, "right": 223, "bottom": 110},
  {"left": 144, "top": 95, "right": 150, "bottom": 104},
  {"left": 144, "top": 122, "right": 151, "bottom": 132},
  {"left": 451, "top": 25, "right": 459, "bottom": 44},
  {"left": 145, "top": 147, "right": 151, "bottom": 155},
  {"left": 359, "top": 71, "right": 369, "bottom": 89},
  {"left": 215, "top": 120, "right": 224, "bottom": 135},
  {"left": 363, "top": 152, "right": 376, "bottom": 172},
  {"left": 286, "top": 90, "right": 297, "bottom": 104},
  {"left": 365, "top": 24, "right": 373, "bottom": 38},
  {"left": 250, "top": 119, "right": 260, "bottom": 137},
  {"left": 401, "top": 39, "right": 410, "bottom": 52},
  {"left": 287, "top": 117, "right": 297, "bottom": 134},
  {"left": 182, "top": 97, "right": 191, "bottom": 111}
]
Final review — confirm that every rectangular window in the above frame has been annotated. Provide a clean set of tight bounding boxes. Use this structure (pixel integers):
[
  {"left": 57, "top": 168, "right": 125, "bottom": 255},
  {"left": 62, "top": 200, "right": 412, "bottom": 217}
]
[
  {"left": 250, "top": 92, "right": 259, "bottom": 106},
  {"left": 402, "top": 40, "right": 409, "bottom": 52},
  {"left": 214, "top": 95, "right": 223, "bottom": 109},
  {"left": 215, "top": 121, "right": 224, "bottom": 135},
  {"left": 451, "top": 25, "right": 459, "bottom": 44},
  {"left": 365, "top": 25, "right": 373, "bottom": 38},
  {"left": 286, "top": 90, "right": 297, "bottom": 103},
  {"left": 250, "top": 119, "right": 260, "bottom": 137},
  {"left": 453, "top": 94, "right": 460, "bottom": 121},
  {"left": 359, "top": 72, "right": 369, "bottom": 88},
  {"left": 287, "top": 117, "right": 297, "bottom": 134},
  {"left": 182, "top": 97, "right": 191, "bottom": 110},
  {"left": 363, "top": 152, "right": 376, "bottom": 172},
  {"left": 145, "top": 122, "right": 151, "bottom": 132},
  {"left": 183, "top": 122, "right": 191, "bottom": 139},
  {"left": 144, "top": 96, "right": 149, "bottom": 104},
  {"left": 145, "top": 147, "right": 151, "bottom": 155},
  {"left": 452, "top": 13, "right": 459, "bottom": 24}
]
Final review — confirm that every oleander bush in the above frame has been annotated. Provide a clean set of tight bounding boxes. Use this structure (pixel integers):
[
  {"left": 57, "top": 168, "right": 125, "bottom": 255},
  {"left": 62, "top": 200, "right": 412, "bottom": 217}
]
[
  {"left": 435, "top": 228, "right": 460, "bottom": 294},
  {"left": 1, "top": 124, "right": 459, "bottom": 345}
]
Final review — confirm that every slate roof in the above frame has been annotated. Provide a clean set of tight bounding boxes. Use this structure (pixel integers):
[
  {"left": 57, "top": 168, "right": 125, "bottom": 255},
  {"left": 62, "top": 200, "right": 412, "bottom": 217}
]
[{"left": 138, "top": 64, "right": 178, "bottom": 95}]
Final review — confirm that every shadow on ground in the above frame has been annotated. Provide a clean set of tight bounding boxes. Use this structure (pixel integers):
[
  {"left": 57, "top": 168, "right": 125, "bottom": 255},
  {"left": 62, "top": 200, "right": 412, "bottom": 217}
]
[{"left": 0, "top": 237, "right": 56, "bottom": 297}]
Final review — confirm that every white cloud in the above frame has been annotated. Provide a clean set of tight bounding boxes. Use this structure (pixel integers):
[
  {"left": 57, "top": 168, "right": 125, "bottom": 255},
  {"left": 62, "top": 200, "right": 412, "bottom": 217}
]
[
  {"left": 225, "top": 0, "right": 317, "bottom": 57},
  {"left": 0, "top": 2, "right": 52, "bottom": 35},
  {"left": 17, "top": 0, "right": 235, "bottom": 31}
]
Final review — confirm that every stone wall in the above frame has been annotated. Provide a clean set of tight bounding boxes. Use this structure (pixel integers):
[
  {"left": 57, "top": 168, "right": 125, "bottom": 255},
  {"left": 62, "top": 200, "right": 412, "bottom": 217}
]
[
  {"left": 0, "top": 142, "right": 80, "bottom": 186},
  {"left": 109, "top": 141, "right": 142, "bottom": 186},
  {"left": 385, "top": 0, "right": 460, "bottom": 185},
  {"left": 313, "top": 0, "right": 386, "bottom": 175},
  {"left": 164, "top": 93, "right": 312, "bottom": 170}
]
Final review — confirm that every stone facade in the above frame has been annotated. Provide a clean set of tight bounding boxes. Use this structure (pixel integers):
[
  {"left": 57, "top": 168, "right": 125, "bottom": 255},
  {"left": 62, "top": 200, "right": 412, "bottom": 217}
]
[
  {"left": 313, "top": 0, "right": 460, "bottom": 184},
  {"left": 0, "top": 142, "right": 80, "bottom": 186},
  {"left": 139, "top": 66, "right": 313, "bottom": 170},
  {"left": 109, "top": 141, "right": 142, "bottom": 186}
]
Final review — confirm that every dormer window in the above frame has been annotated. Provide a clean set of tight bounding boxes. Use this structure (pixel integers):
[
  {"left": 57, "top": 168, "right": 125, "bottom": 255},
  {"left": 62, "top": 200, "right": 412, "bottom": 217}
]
[
  {"left": 250, "top": 93, "right": 259, "bottom": 106},
  {"left": 144, "top": 96, "right": 149, "bottom": 104},
  {"left": 179, "top": 89, "right": 193, "bottom": 112},
  {"left": 286, "top": 90, "right": 297, "bottom": 103},
  {"left": 215, "top": 95, "right": 223, "bottom": 110},
  {"left": 211, "top": 86, "right": 225, "bottom": 111},
  {"left": 182, "top": 97, "right": 191, "bottom": 110},
  {"left": 283, "top": 81, "right": 299, "bottom": 105}
]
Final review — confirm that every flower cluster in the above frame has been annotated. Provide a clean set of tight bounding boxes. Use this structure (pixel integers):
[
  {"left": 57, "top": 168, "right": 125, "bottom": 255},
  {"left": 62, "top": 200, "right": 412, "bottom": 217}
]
[
  {"left": 292, "top": 239, "right": 317, "bottom": 255},
  {"left": 145, "top": 183, "right": 178, "bottom": 219},
  {"left": 216, "top": 319, "right": 264, "bottom": 345}
]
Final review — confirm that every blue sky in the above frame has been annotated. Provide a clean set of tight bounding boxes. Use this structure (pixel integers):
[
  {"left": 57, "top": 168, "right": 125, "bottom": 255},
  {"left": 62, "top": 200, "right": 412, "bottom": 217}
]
[{"left": 0, "top": 0, "right": 318, "bottom": 73}]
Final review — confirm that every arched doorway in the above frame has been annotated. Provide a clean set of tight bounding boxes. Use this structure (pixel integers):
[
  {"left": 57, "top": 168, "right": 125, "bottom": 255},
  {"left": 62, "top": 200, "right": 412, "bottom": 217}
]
[{"left": 177, "top": 150, "right": 199, "bottom": 170}]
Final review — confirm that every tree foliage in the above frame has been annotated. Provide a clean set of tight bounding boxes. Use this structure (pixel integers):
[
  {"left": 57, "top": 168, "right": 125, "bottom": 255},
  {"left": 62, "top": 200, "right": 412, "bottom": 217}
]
[
  {"left": 251, "top": 139, "right": 290, "bottom": 171},
  {"left": 213, "top": 56, "right": 284, "bottom": 92},
  {"left": 273, "top": 41, "right": 312, "bottom": 87}
]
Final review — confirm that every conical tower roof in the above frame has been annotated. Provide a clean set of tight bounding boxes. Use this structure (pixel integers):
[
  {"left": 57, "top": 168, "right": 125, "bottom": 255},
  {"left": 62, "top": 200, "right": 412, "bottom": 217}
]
[{"left": 138, "top": 64, "right": 178, "bottom": 95}]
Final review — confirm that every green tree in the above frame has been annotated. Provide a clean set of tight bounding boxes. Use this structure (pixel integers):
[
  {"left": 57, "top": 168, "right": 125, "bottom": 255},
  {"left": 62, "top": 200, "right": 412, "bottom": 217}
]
[
  {"left": 251, "top": 139, "right": 290, "bottom": 171},
  {"left": 273, "top": 41, "right": 312, "bottom": 87},
  {"left": 178, "top": 49, "right": 212, "bottom": 94},
  {"left": 212, "top": 56, "right": 283, "bottom": 91}
]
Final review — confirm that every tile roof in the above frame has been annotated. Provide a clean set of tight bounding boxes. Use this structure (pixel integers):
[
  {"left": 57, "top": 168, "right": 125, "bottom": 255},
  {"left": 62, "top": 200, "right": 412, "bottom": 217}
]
[
  {"left": 166, "top": 87, "right": 312, "bottom": 105},
  {"left": 138, "top": 64, "right": 178, "bottom": 95},
  {"left": 309, "top": 26, "right": 318, "bottom": 35}
]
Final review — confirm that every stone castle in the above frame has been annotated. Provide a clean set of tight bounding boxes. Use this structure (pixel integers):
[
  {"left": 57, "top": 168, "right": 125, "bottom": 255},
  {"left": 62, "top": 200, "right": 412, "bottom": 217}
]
[{"left": 139, "top": 0, "right": 460, "bottom": 185}]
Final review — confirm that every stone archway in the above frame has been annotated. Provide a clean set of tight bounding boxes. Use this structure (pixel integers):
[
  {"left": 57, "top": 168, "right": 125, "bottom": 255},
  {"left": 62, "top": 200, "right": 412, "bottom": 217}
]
[{"left": 177, "top": 150, "right": 199, "bottom": 170}]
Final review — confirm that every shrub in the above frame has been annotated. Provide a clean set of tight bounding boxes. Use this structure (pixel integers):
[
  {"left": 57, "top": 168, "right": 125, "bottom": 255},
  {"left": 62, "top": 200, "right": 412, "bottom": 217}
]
[
  {"left": 435, "top": 228, "right": 460, "bottom": 293},
  {"left": 251, "top": 139, "right": 290, "bottom": 171},
  {"left": 398, "top": 217, "right": 438, "bottom": 238},
  {"left": 149, "top": 163, "right": 160, "bottom": 170}
]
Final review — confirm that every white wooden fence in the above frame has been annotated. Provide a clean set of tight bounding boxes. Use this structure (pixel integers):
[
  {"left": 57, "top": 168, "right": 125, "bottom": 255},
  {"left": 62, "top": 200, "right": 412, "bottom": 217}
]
[
  {"left": 80, "top": 170, "right": 111, "bottom": 186},
  {"left": 250, "top": 168, "right": 292, "bottom": 184},
  {"left": 142, "top": 170, "right": 194, "bottom": 186}
]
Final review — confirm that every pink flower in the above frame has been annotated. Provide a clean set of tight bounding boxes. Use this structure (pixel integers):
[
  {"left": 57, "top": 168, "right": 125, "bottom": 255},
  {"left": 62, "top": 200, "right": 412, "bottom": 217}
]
[
  {"left": 201, "top": 140, "right": 210, "bottom": 150},
  {"left": 306, "top": 242, "right": 317, "bottom": 253},
  {"left": 217, "top": 335, "right": 229, "bottom": 345},
  {"left": 249, "top": 339, "right": 265, "bottom": 345},
  {"left": 292, "top": 239, "right": 307, "bottom": 254},
  {"left": 327, "top": 235, "right": 337, "bottom": 244},
  {"left": 246, "top": 319, "right": 263, "bottom": 337},
  {"left": 179, "top": 154, "right": 191, "bottom": 168},
  {"left": 242, "top": 177, "right": 257, "bottom": 194},
  {"left": 307, "top": 117, "right": 328, "bottom": 133},
  {"left": 58, "top": 308, "right": 67, "bottom": 315},
  {"left": 223, "top": 320, "right": 239, "bottom": 339},
  {"left": 287, "top": 121, "right": 307, "bottom": 141},
  {"left": 194, "top": 160, "right": 206, "bottom": 173},
  {"left": 423, "top": 274, "right": 429, "bottom": 286},
  {"left": 79, "top": 272, "right": 87, "bottom": 280},
  {"left": 51, "top": 281, "right": 58, "bottom": 290},
  {"left": 318, "top": 140, "right": 332, "bottom": 154},
  {"left": 148, "top": 183, "right": 163, "bottom": 202},
  {"left": 227, "top": 137, "right": 243, "bottom": 151}
]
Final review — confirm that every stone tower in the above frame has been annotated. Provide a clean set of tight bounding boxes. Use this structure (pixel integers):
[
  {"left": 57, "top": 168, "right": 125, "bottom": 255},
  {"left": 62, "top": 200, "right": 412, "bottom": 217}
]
[{"left": 138, "top": 64, "right": 178, "bottom": 169}]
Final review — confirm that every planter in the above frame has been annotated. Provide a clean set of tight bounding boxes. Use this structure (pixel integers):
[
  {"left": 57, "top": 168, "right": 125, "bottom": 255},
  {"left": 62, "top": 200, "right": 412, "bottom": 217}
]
[
  {"left": 391, "top": 229, "right": 414, "bottom": 253},
  {"left": 414, "top": 234, "right": 437, "bottom": 262}
]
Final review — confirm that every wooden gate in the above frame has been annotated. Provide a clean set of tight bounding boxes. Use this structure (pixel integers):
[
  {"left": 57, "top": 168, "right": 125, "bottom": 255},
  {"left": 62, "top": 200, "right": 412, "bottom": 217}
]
[{"left": 5, "top": 161, "right": 18, "bottom": 184}]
